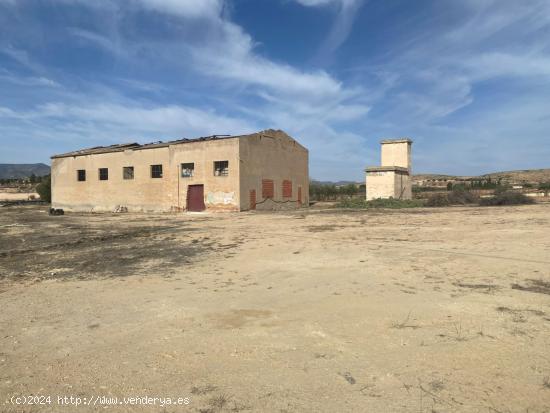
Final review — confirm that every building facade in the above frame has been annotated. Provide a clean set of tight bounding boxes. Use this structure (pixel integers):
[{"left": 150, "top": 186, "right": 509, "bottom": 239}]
[
  {"left": 365, "top": 139, "right": 412, "bottom": 200},
  {"left": 51, "top": 129, "right": 309, "bottom": 212}
]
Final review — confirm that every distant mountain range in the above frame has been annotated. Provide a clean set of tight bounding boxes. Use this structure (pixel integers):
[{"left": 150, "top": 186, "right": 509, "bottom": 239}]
[{"left": 0, "top": 163, "right": 51, "bottom": 179}]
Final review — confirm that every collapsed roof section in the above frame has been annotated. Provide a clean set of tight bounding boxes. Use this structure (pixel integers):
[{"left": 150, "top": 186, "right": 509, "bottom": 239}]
[{"left": 51, "top": 129, "right": 304, "bottom": 159}]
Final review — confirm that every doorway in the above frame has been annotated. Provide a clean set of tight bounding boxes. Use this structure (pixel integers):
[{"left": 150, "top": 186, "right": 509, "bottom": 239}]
[{"left": 187, "top": 185, "right": 205, "bottom": 212}]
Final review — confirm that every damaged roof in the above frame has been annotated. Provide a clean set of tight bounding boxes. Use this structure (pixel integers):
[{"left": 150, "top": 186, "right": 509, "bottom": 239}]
[
  {"left": 51, "top": 135, "right": 236, "bottom": 159},
  {"left": 51, "top": 129, "right": 304, "bottom": 159}
]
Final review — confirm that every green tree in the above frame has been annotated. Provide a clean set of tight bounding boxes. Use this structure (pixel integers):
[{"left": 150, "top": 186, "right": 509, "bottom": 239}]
[
  {"left": 36, "top": 175, "right": 51, "bottom": 203},
  {"left": 539, "top": 182, "right": 550, "bottom": 196},
  {"left": 341, "top": 183, "right": 358, "bottom": 197}
]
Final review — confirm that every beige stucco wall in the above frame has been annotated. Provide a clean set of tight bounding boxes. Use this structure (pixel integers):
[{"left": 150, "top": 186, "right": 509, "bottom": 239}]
[
  {"left": 52, "top": 147, "right": 173, "bottom": 212},
  {"left": 170, "top": 138, "right": 241, "bottom": 212},
  {"left": 366, "top": 171, "right": 396, "bottom": 200},
  {"left": 366, "top": 170, "right": 411, "bottom": 200},
  {"left": 51, "top": 131, "right": 309, "bottom": 212},
  {"left": 394, "top": 171, "right": 412, "bottom": 199},
  {"left": 52, "top": 139, "right": 241, "bottom": 212},
  {"left": 239, "top": 131, "right": 309, "bottom": 211},
  {"left": 367, "top": 139, "right": 413, "bottom": 201},
  {"left": 381, "top": 141, "right": 411, "bottom": 171}
]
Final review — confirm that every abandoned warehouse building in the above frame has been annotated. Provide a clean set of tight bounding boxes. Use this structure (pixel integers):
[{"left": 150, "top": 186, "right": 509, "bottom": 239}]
[
  {"left": 365, "top": 138, "right": 413, "bottom": 200},
  {"left": 51, "top": 129, "right": 309, "bottom": 212}
]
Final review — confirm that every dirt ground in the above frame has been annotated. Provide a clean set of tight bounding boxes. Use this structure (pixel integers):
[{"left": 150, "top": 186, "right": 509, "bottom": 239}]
[
  {"left": 1, "top": 204, "right": 549, "bottom": 412},
  {"left": 0, "top": 191, "right": 39, "bottom": 202}
]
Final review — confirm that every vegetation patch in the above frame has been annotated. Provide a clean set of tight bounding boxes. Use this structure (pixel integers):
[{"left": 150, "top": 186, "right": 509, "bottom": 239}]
[
  {"left": 426, "top": 189, "right": 479, "bottom": 207},
  {"left": 336, "top": 198, "right": 425, "bottom": 209},
  {"left": 36, "top": 175, "right": 51, "bottom": 203},
  {"left": 447, "top": 189, "right": 480, "bottom": 205},
  {"left": 425, "top": 193, "right": 450, "bottom": 207},
  {"left": 479, "top": 191, "right": 535, "bottom": 206}
]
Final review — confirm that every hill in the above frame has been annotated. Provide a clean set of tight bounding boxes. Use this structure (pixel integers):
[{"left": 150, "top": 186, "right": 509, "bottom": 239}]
[
  {"left": 480, "top": 169, "right": 550, "bottom": 183},
  {"left": 0, "top": 163, "right": 51, "bottom": 179},
  {"left": 413, "top": 168, "right": 550, "bottom": 184}
]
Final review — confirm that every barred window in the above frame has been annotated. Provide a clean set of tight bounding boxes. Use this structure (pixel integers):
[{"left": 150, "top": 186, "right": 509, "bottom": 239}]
[
  {"left": 123, "top": 166, "right": 134, "bottom": 180},
  {"left": 214, "top": 161, "right": 229, "bottom": 176},
  {"left": 181, "top": 163, "right": 194, "bottom": 178},
  {"left": 151, "top": 164, "right": 163, "bottom": 178},
  {"left": 77, "top": 170, "right": 86, "bottom": 182}
]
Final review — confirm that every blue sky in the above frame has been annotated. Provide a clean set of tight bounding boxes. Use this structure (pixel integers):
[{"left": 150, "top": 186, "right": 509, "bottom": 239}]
[{"left": 0, "top": 0, "right": 549, "bottom": 180}]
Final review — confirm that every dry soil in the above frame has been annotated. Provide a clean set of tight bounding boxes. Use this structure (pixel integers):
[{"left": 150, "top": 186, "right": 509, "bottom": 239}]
[{"left": 0, "top": 205, "right": 549, "bottom": 412}]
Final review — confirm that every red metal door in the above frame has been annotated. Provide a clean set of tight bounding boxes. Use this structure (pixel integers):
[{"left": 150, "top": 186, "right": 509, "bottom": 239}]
[
  {"left": 250, "top": 189, "right": 256, "bottom": 210},
  {"left": 187, "top": 185, "right": 205, "bottom": 212}
]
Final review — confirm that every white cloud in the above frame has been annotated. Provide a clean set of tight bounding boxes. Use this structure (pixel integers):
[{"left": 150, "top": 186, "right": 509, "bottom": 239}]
[
  {"left": 294, "top": 0, "right": 358, "bottom": 7},
  {"left": 5, "top": 0, "right": 549, "bottom": 177},
  {"left": 135, "top": 0, "right": 223, "bottom": 19},
  {"left": 293, "top": 0, "right": 366, "bottom": 57},
  {"left": 0, "top": 71, "right": 60, "bottom": 88},
  {"left": 0, "top": 101, "right": 256, "bottom": 142},
  {"left": 463, "top": 52, "right": 550, "bottom": 80},
  {"left": 0, "top": 0, "right": 369, "bottom": 179}
]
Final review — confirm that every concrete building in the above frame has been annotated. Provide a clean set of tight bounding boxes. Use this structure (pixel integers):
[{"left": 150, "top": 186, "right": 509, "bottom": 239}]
[
  {"left": 51, "top": 129, "right": 309, "bottom": 212},
  {"left": 365, "top": 139, "right": 412, "bottom": 200}
]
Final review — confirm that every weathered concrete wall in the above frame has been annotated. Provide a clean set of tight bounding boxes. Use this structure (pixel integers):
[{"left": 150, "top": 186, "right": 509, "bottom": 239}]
[
  {"left": 381, "top": 140, "right": 411, "bottom": 171},
  {"left": 394, "top": 171, "right": 412, "bottom": 199},
  {"left": 52, "top": 139, "right": 241, "bottom": 212},
  {"left": 239, "top": 130, "right": 309, "bottom": 211},
  {"left": 170, "top": 138, "right": 240, "bottom": 212},
  {"left": 366, "top": 170, "right": 411, "bottom": 200},
  {"left": 52, "top": 147, "right": 173, "bottom": 212},
  {"left": 51, "top": 131, "right": 308, "bottom": 213},
  {"left": 366, "top": 170, "right": 396, "bottom": 200},
  {"left": 366, "top": 138, "right": 413, "bottom": 201}
]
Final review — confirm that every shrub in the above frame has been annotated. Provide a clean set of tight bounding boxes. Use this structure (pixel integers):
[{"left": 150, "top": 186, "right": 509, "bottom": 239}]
[
  {"left": 479, "top": 191, "right": 535, "bottom": 206},
  {"left": 447, "top": 189, "right": 479, "bottom": 205},
  {"left": 493, "top": 184, "right": 513, "bottom": 195},
  {"left": 36, "top": 175, "right": 51, "bottom": 203},
  {"left": 336, "top": 198, "right": 425, "bottom": 209},
  {"left": 426, "top": 193, "right": 450, "bottom": 207}
]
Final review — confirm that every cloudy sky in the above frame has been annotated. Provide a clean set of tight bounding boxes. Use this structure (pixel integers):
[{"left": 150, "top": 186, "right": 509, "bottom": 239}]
[{"left": 0, "top": 0, "right": 549, "bottom": 180}]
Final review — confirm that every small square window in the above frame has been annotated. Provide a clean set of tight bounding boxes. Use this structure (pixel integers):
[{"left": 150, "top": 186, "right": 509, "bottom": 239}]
[
  {"left": 77, "top": 170, "right": 86, "bottom": 182},
  {"left": 123, "top": 166, "right": 134, "bottom": 180},
  {"left": 99, "top": 168, "right": 108, "bottom": 181},
  {"left": 214, "top": 161, "right": 229, "bottom": 176},
  {"left": 151, "top": 164, "right": 163, "bottom": 178},
  {"left": 181, "top": 163, "right": 194, "bottom": 178}
]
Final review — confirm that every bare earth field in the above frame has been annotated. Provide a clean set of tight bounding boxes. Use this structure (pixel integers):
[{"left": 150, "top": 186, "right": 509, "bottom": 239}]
[
  {"left": 0, "top": 192, "right": 39, "bottom": 202},
  {"left": 1, "top": 205, "right": 549, "bottom": 412}
]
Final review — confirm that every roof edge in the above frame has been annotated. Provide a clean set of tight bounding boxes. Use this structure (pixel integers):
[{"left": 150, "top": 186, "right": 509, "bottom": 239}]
[
  {"left": 51, "top": 129, "right": 306, "bottom": 159},
  {"left": 380, "top": 138, "right": 413, "bottom": 144},
  {"left": 365, "top": 166, "right": 409, "bottom": 173}
]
